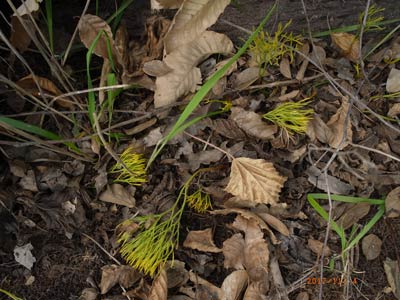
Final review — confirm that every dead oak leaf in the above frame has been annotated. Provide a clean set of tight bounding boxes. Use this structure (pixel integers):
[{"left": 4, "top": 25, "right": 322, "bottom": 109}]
[
  {"left": 183, "top": 228, "right": 221, "bottom": 253},
  {"left": 164, "top": 0, "right": 231, "bottom": 53},
  {"left": 326, "top": 96, "right": 353, "bottom": 149},
  {"left": 331, "top": 32, "right": 360, "bottom": 62},
  {"left": 225, "top": 157, "right": 286, "bottom": 205}
]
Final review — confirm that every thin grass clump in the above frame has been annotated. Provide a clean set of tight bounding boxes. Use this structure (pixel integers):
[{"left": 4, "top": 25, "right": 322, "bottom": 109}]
[
  {"left": 249, "top": 20, "right": 302, "bottom": 71},
  {"left": 263, "top": 98, "right": 314, "bottom": 136},
  {"left": 109, "top": 146, "right": 147, "bottom": 186},
  {"left": 117, "top": 168, "right": 212, "bottom": 276}
]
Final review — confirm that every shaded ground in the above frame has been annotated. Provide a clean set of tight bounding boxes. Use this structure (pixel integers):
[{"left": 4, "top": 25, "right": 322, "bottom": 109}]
[{"left": 1, "top": 1, "right": 400, "bottom": 300}]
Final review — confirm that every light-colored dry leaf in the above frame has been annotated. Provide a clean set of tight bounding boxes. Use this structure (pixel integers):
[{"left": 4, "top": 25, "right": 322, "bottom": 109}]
[
  {"left": 338, "top": 202, "right": 370, "bottom": 230},
  {"left": 154, "top": 31, "right": 233, "bottom": 107},
  {"left": 230, "top": 107, "right": 277, "bottom": 140},
  {"left": 310, "top": 45, "right": 326, "bottom": 64},
  {"left": 386, "top": 68, "right": 400, "bottom": 93},
  {"left": 19, "top": 170, "right": 38, "bottom": 192},
  {"left": 183, "top": 228, "right": 221, "bottom": 253},
  {"left": 211, "top": 208, "right": 279, "bottom": 244},
  {"left": 233, "top": 67, "right": 260, "bottom": 90},
  {"left": 326, "top": 96, "right": 353, "bottom": 148},
  {"left": 222, "top": 233, "right": 245, "bottom": 270},
  {"left": 164, "top": 0, "right": 231, "bottom": 53},
  {"left": 99, "top": 184, "right": 135, "bottom": 207},
  {"left": 384, "top": 259, "right": 400, "bottom": 300},
  {"left": 386, "top": 187, "right": 400, "bottom": 218},
  {"left": 149, "top": 269, "right": 168, "bottom": 300},
  {"left": 362, "top": 234, "right": 382, "bottom": 260},
  {"left": 308, "top": 239, "right": 331, "bottom": 257},
  {"left": 306, "top": 166, "right": 353, "bottom": 195},
  {"left": 16, "top": 75, "right": 73, "bottom": 108},
  {"left": 225, "top": 157, "right": 286, "bottom": 205},
  {"left": 152, "top": 0, "right": 183, "bottom": 9},
  {"left": 388, "top": 103, "right": 400, "bottom": 118},
  {"left": 100, "top": 265, "right": 120, "bottom": 294},
  {"left": 114, "top": 24, "right": 129, "bottom": 69},
  {"left": 79, "top": 288, "right": 98, "bottom": 300},
  {"left": 296, "top": 292, "right": 310, "bottom": 300},
  {"left": 278, "top": 90, "right": 300, "bottom": 102},
  {"left": 331, "top": 32, "right": 360, "bottom": 62},
  {"left": 279, "top": 57, "right": 292, "bottom": 79},
  {"left": 220, "top": 270, "right": 248, "bottom": 300},
  {"left": 257, "top": 213, "right": 290, "bottom": 236},
  {"left": 143, "top": 60, "right": 173, "bottom": 77},
  {"left": 79, "top": 14, "right": 115, "bottom": 60},
  {"left": 143, "top": 127, "right": 164, "bottom": 147},
  {"left": 243, "top": 282, "right": 267, "bottom": 300}
]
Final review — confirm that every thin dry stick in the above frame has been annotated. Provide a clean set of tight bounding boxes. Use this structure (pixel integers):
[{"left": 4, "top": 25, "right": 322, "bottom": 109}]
[
  {"left": 183, "top": 131, "right": 235, "bottom": 161},
  {"left": 62, "top": 0, "right": 91, "bottom": 66},
  {"left": 243, "top": 73, "right": 324, "bottom": 90},
  {"left": 350, "top": 142, "right": 400, "bottom": 163}
]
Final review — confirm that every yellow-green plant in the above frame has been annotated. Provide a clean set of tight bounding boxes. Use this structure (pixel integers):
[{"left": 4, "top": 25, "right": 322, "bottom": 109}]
[
  {"left": 186, "top": 189, "right": 212, "bottom": 213},
  {"left": 249, "top": 20, "right": 302, "bottom": 72},
  {"left": 109, "top": 146, "right": 147, "bottom": 186},
  {"left": 359, "top": 4, "right": 385, "bottom": 33},
  {"left": 117, "top": 168, "right": 212, "bottom": 277},
  {"left": 263, "top": 98, "right": 314, "bottom": 136}
]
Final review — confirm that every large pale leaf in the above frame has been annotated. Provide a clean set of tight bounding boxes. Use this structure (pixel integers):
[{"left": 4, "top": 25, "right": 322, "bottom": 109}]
[
  {"left": 79, "top": 14, "right": 115, "bottom": 60},
  {"left": 152, "top": 0, "right": 184, "bottom": 9},
  {"left": 225, "top": 157, "right": 286, "bottom": 205},
  {"left": 164, "top": 0, "right": 231, "bottom": 53},
  {"left": 220, "top": 270, "right": 249, "bottom": 300},
  {"left": 183, "top": 228, "right": 221, "bottom": 253},
  {"left": 154, "top": 31, "right": 233, "bottom": 107},
  {"left": 149, "top": 269, "right": 168, "bottom": 300}
]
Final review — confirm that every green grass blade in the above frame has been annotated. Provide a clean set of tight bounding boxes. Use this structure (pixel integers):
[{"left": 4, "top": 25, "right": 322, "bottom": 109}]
[
  {"left": 106, "top": 0, "right": 135, "bottom": 26},
  {"left": 312, "top": 18, "right": 400, "bottom": 38},
  {"left": 344, "top": 204, "right": 385, "bottom": 252},
  {"left": 0, "top": 116, "right": 79, "bottom": 152},
  {"left": 0, "top": 288, "right": 22, "bottom": 300},
  {"left": 307, "top": 193, "right": 385, "bottom": 205},
  {"left": 146, "top": 3, "right": 277, "bottom": 168}
]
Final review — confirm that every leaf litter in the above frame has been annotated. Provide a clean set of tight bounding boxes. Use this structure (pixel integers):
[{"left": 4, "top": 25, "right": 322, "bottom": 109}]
[{"left": 2, "top": 1, "right": 400, "bottom": 300}]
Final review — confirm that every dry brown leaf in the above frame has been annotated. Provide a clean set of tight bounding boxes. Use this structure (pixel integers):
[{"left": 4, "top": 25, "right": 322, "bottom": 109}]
[
  {"left": 326, "top": 96, "right": 353, "bottom": 148},
  {"left": 230, "top": 107, "right": 277, "bottom": 140},
  {"left": 183, "top": 228, "right": 221, "bottom": 253},
  {"left": 143, "top": 60, "right": 173, "bottom": 77},
  {"left": 99, "top": 184, "right": 135, "bottom": 207},
  {"left": 149, "top": 269, "right": 168, "bottom": 300},
  {"left": 232, "top": 216, "right": 269, "bottom": 282},
  {"left": 100, "top": 265, "right": 140, "bottom": 294},
  {"left": 225, "top": 157, "right": 286, "bottom": 205},
  {"left": 388, "top": 103, "right": 400, "bottom": 118},
  {"left": 386, "top": 187, "right": 400, "bottom": 218},
  {"left": 16, "top": 75, "right": 73, "bottom": 108},
  {"left": 154, "top": 31, "right": 233, "bottom": 107},
  {"left": 205, "top": 118, "right": 247, "bottom": 140},
  {"left": 10, "top": 0, "right": 43, "bottom": 52},
  {"left": 80, "top": 288, "right": 98, "bottom": 300},
  {"left": 308, "top": 239, "right": 331, "bottom": 257},
  {"left": 310, "top": 45, "right": 326, "bottom": 64},
  {"left": 296, "top": 292, "right": 310, "bottom": 300},
  {"left": 220, "top": 270, "right": 248, "bottom": 300},
  {"left": 187, "top": 149, "right": 223, "bottom": 171},
  {"left": 338, "top": 202, "right": 370, "bottom": 229},
  {"left": 152, "top": 0, "right": 184, "bottom": 9},
  {"left": 79, "top": 14, "right": 115, "bottom": 60},
  {"left": 114, "top": 24, "right": 129, "bottom": 69},
  {"left": 233, "top": 67, "right": 260, "bottom": 90},
  {"left": 384, "top": 259, "right": 400, "bottom": 300},
  {"left": 257, "top": 213, "right": 290, "bottom": 236},
  {"left": 362, "top": 234, "right": 382, "bottom": 260},
  {"left": 386, "top": 68, "right": 400, "bottom": 93},
  {"left": 243, "top": 282, "right": 267, "bottom": 300},
  {"left": 166, "top": 260, "right": 188, "bottom": 289},
  {"left": 164, "top": 0, "right": 231, "bottom": 53},
  {"left": 222, "top": 233, "right": 245, "bottom": 270},
  {"left": 188, "top": 271, "right": 221, "bottom": 298},
  {"left": 331, "top": 32, "right": 360, "bottom": 62},
  {"left": 279, "top": 57, "right": 292, "bottom": 79}
]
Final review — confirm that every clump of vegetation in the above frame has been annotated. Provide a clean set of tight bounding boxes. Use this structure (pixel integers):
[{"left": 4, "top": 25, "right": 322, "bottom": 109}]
[
  {"left": 359, "top": 4, "right": 385, "bottom": 33},
  {"left": 249, "top": 20, "right": 302, "bottom": 72},
  {"left": 109, "top": 146, "right": 147, "bottom": 186},
  {"left": 263, "top": 98, "right": 314, "bottom": 136},
  {"left": 117, "top": 168, "right": 212, "bottom": 276}
]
